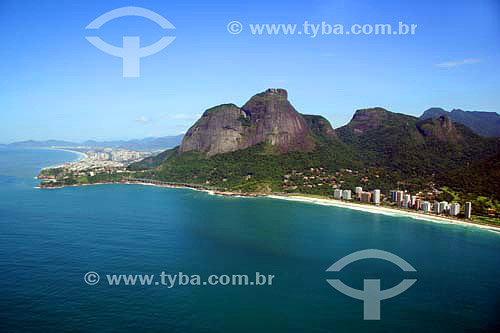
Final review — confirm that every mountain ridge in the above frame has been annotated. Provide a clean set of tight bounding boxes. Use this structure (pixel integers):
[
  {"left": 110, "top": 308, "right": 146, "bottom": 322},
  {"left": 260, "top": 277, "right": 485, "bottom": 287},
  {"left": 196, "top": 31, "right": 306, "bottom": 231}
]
[
  {"left": 2, "top": 135, "right": 184, "bottom": 151},
  {"left": 130, "top": 90, "right": 499, "bottom": 204},
  {"left": 420, "top": 107, "right": 500, "bottom": 137}
]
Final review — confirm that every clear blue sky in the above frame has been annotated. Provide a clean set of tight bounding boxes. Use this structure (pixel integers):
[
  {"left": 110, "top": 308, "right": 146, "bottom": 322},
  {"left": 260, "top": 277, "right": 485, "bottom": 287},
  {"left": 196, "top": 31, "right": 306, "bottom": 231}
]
[{"left": 1, "top": 0, "right": 499, "bottom": 143}]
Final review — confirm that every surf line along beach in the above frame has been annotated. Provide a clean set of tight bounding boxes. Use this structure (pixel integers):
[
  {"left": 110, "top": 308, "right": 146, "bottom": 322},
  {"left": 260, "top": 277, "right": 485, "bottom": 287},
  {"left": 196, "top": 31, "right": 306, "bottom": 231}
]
[{"left": 267, "top": 195, "right": 500, "bottom": 233}]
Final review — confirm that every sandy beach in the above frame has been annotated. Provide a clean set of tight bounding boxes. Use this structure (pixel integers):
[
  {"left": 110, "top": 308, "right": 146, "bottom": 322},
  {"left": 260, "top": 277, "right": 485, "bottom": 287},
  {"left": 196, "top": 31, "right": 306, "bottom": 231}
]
[
  {"left": 55, "top": 148, "right": 88, "bottom": 160},
  {"left": 267, "top": 194, "right": 500, "bottom": 233}
]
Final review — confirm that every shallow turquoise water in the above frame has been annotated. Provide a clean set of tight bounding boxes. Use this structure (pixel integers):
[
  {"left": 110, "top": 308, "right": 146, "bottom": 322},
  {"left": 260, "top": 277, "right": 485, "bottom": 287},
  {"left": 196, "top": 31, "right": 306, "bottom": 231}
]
[{"left": 0, "top": 149, "right": 499, "bottom": 332}]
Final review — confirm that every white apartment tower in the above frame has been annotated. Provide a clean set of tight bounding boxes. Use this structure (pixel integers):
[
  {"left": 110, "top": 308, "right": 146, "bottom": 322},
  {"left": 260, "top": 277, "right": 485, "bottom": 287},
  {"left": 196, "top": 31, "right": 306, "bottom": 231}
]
[
  {"left": 439, "top": 201, "right": 449, "bottom": 213},
  {"left": 450, "top": 203, "right": 460, "bottom": 216},
  {"left": 373, "top": 189, "right": 381, "bottom": 204},
  {"left": 421, "top": 201, "right": 431, "bottom": 212},
  {"left": 403, "top": 194, "right": 411, "bottom": 208},
  {"left": 434, "top": 201, "right": 441, "bottom": 214},
  {"left": 342, "top": 190, "right": 352, "bottom": 200},
  {"left": 465, "top": 202, "right": 472, "bottom": 219},
  {"left": 355, "top": 187, "right": 363, "bottom": 200},
  {"left": 411, "top": 195, "right": 417, "bottom": 207}
]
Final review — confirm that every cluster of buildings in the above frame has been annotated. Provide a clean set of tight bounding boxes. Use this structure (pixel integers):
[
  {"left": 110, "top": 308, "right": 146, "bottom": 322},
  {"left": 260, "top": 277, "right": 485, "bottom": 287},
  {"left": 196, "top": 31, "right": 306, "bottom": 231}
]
[
  {"left": 39, "top": 159, "right": 128, "bottom": 182},
  {"left": 333, "top": 186, "right": 381, "bottom": 204},
  {"left": 86, "top": 148, "right": 152, "bottom": 163},
  {"left": 390, "top": 190, "right": 472, "bottom": 219},
  {"left": 331, "top": 186, "right": 473, "bottom": 219},
  {"left": 38, "top": 148, "right": 153, "bottom": 181},
  {"left": 52, "top": 159, "right": 125, "bottom": 173}
]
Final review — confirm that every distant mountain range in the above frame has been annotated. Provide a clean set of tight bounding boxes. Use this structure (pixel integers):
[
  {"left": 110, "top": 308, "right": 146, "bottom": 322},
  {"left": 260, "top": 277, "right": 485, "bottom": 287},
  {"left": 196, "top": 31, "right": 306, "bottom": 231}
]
[
  {"left": 420, "top": 108, "right": 500, "bottom": 137},
  {"left": 130, "top": 89, "right": 500, "bottom": 202},
  {"left": 1, "top": 135, "right": 184, "bottom": 151}
]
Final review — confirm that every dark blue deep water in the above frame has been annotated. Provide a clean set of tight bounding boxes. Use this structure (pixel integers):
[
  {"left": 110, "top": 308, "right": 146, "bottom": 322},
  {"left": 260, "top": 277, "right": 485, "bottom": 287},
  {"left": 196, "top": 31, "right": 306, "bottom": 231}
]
[{"left": 0, "top": 149, "right": 499, "bottom": 332}]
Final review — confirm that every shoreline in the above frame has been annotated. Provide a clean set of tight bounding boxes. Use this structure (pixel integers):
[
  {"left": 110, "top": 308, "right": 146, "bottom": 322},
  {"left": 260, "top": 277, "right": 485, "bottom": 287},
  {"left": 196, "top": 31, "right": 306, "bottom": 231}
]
[
  {"left": 267, "top": 195, "right": 500, "bottom": 234},
  {"left": 37, "top": 180, "right": 500, "bottom": 233},
  {"left": 54, "top": 148, "right": 88, "bottom": 161},
  {"left": 38, "top": 148, "right": 89, "bottom": 170}
]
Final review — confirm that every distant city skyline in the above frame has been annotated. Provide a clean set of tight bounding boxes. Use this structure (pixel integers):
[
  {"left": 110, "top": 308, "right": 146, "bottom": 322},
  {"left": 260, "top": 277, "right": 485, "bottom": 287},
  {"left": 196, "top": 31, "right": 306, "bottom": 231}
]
[{"left": 1, "top": 0, "right": 499, "bottom": 142}]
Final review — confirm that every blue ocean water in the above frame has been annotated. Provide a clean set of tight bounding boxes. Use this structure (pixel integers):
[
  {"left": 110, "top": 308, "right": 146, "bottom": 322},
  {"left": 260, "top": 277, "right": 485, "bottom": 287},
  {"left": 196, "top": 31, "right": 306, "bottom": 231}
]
[{"left": 0, "top": 148, "right": 499, "bottom": 332}]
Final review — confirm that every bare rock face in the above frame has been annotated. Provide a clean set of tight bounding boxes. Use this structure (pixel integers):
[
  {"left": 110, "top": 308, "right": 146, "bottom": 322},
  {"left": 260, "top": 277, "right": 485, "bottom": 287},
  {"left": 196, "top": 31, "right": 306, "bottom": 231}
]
[
  {"left": 240, "top": 88, "right": 316, "bottom": 152},
  {"left": 179, "top": 89, "right": 316, "bottom": 156},
  {"left": 348, "top": 108, "right": 391, "bottom": 134},
  {"left": 178, "top": 104, "right": 248, "bottom": 156},
  {"left": 416, "top": 115, "right": 463, "bottom": 142}
]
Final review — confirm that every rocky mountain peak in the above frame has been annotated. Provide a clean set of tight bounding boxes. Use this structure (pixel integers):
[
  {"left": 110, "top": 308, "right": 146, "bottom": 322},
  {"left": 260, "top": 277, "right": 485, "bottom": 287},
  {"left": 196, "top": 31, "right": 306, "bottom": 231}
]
[
  {"left": 179, "top": 89, "right": 317, "bottom": 156},
  {"left": 264, "top": 88, "right": 288, "bottom": 99},
  {"left": 349, "top": 107, "right": 390, "bottom": 134}
]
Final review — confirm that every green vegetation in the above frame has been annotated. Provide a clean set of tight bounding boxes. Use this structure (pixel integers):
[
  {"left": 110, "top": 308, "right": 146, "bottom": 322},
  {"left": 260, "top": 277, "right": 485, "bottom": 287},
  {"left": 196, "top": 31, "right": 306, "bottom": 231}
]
[
  {"left": 126, "top": 109, "right": 500, "bottom": 221},
  {"left": 129, "top": 140, "right": 365, "bottom": 193},
  {"left": 39, "top": 167, "right": 66, "bottom": 178},
  {"left": 472, "top": 215, "right": 500, "bottom": 227},
  {"left": 40, "top": 172, "right": 127, "bottom": 187},
  {"left": 438, "top": 187, "right": 460, "bottom": 202}
]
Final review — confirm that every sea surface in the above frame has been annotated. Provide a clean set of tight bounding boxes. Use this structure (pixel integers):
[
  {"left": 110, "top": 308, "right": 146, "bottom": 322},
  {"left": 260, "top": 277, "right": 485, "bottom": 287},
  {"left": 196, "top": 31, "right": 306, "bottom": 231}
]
[{"left": 0, "top": 148, "right": 499, "bottom": 332}]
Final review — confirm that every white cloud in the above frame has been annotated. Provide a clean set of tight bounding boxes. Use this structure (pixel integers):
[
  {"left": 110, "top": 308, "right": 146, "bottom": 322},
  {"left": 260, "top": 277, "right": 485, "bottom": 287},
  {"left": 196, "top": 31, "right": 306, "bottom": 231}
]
[
  {"left": 434, "top": 58, "right": 481, "bottom": 68},
  {"left": 135, "top": 116, "right": 151, "bottom": 124}
]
